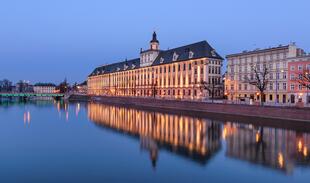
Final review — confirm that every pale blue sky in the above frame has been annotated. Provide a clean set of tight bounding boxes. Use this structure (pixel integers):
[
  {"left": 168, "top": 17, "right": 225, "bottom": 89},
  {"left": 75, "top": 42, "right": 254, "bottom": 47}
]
[{"left": 0, "top": 0, "right": 309, "bottom": 84}]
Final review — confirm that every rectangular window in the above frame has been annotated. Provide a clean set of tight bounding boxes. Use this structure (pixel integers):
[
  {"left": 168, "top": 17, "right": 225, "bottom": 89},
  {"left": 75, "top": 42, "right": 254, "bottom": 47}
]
[
  {"left": 183, "top": 63, "right": 186, "bottom": 71},
  {"left": 290, "top": 84, "right": 295, "bottom": 90},
  {"left": 269, "top": 83, "right": 273, "bottom": 90},
  {"left": 188, "top": 63, "right": 191, "bottom": 70},
  {"left": 283, "top": 83, "right": 287, "bottom": 90}
]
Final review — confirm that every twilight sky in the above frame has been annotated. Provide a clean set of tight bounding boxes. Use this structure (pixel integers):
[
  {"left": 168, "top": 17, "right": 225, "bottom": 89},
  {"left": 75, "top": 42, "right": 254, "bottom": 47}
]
[{"left": 0, "top": 0, "right": 309, "bottom": 84}]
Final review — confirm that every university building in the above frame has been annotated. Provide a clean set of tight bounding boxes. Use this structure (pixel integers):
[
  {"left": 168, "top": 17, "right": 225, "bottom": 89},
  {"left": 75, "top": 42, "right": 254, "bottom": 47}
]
[
  {"left": 225, "top": 43, "right": 309, "bottom": 104},
  {"left": 88, "top": 32, "right": 223, "bottom": 100}
]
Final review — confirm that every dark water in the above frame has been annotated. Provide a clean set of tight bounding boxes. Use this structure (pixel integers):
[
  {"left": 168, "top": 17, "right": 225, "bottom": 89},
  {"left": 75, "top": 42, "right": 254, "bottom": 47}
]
[{"left": 0, "top": 100, "right": 309, "bottom": 183}]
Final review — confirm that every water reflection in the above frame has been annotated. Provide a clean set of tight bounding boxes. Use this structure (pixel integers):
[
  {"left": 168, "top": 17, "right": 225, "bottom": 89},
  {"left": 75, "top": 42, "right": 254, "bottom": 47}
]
[
  {"left": 88, "top": 103, "right": 222, "bottom": 166},
  {"left": 87, "top": 102, "right": 310, "bottom": 172},
  {"left": 23, "top": 111, "right": 31, "bottom": 125},
  {"left": 223, "top": 122, "right": 310, "bottom": 174}
]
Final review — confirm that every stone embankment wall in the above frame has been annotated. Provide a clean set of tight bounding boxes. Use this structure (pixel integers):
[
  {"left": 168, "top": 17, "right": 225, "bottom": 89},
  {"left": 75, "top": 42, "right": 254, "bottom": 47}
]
[{"left": 90, "top": 96, "right": 310, "bottom": 122}]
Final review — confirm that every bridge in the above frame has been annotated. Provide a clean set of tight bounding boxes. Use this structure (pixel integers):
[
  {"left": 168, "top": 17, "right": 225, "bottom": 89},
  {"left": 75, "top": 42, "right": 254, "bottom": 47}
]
[{"left": 0, "top": 93, "right": 65, "bottom": 98}]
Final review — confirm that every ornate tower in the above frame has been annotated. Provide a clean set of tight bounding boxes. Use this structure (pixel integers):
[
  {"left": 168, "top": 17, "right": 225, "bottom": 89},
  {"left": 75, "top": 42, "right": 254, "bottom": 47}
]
[
  {"left": 140, "top": 32, "right": 160, "bottom": 67},
  {"left": 150, "top": 31, "right": 159, "bottom": 50}
]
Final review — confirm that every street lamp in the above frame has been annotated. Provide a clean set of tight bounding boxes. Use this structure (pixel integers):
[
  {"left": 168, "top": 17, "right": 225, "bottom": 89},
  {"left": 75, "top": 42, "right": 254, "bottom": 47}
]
[{"left": 306, "top": 72, "right": 309, "bottom": 105}]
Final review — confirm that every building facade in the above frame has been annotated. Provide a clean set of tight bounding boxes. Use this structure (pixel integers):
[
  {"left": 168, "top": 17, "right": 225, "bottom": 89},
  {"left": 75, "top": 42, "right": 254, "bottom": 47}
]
[
  {"left": 33, "top": 83, "right": 56, "bottom": 93},
  {"left": 287, "top": 56, "right": 310, "bottom": 104},
  {"left": 225, "top": 43, "right": 307, "bottom": 104},
  {"left": 88, "top": 32, "right": 223, "bottom": 100}
]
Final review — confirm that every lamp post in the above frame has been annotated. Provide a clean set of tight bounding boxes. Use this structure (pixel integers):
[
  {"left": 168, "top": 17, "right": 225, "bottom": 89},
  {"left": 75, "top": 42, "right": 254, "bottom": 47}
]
[{"left": 306, "top": 72, "right": 309, "bottom": 105}]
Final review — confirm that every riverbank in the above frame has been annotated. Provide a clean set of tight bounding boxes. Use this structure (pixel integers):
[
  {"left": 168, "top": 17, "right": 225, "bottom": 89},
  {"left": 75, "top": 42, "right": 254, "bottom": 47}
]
[{"left": 70, "top": 95, "right": 310, "bottom": 123}]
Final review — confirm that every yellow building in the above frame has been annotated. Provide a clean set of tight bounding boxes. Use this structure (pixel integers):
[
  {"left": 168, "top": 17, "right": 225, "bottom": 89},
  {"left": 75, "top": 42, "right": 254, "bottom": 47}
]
[{"left": 88, "top": 32, "right": 223, "bottom": 100}]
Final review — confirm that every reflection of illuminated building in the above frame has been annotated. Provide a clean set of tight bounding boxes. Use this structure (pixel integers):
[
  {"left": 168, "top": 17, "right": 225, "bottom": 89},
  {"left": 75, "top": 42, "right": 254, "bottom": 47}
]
[
  {"left": 87, "top": 103, "right": 222, "bottom": 166},
  {"left": 224, "top": 122, "right": 310, "bottom": 174},
  {"left": 23, "top": 111, "right": 31, "bottom": 125}
]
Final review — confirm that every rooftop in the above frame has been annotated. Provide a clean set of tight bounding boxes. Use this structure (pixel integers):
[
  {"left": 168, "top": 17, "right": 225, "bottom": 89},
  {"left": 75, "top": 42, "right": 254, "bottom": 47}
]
[{"left": 89, "top": 40, "right": 223, "bottom": 77}]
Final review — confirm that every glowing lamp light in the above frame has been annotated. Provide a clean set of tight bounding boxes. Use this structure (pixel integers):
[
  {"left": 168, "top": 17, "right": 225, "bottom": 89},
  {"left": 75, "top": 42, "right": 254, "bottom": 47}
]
[
  {"left": 278, "top": 153, "right": 284, "bottom": 168},
  {"left": 298, "top": 140, "right": 303, "bottom": 152},
  {"left": 304, "top": 147, "right": 308, "bottom": 157}
]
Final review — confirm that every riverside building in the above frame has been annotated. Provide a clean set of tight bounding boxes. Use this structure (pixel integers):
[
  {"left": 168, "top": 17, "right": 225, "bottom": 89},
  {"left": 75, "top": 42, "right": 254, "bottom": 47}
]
[
  {"left": 225, "top": 43, "right": 308, "bottom": 104},
  {"left": 33, "top": 83, "right": 56, "bottom": 93},
  {"left": 88, "top": 32, "right": 223, "bottom": 100}
]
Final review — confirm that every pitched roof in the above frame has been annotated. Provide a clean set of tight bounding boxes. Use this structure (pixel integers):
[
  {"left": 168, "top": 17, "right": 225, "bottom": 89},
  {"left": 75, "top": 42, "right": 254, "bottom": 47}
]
[
  {"left": 89, "top": 58, "right": 140, "bottom": 76},
  {"left": 89, "top": 40, "right": 222, "bottom": 77},
  {"left": 34, "top": 83, "right": 56, "bottom": 87},
  {"left": 226, "top": 45, "right": 290, "bottom": 58},
  {"left": 152, "top": 41, "right": 222, "bottom": 66}
]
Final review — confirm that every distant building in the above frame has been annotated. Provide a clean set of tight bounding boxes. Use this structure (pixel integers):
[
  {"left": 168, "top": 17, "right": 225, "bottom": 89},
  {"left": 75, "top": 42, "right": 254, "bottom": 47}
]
[
  {"left": 15, "top": 81, "right": 34, "bottom": 93},
  {"left": 33, "top": 83, "right": 56, "bottom": 93},
  {"left": 88, "top": 32, "right": 223, "bottom": 100},
  {"left": 225, "top": 43, "right": 307, "bottom": 104}
]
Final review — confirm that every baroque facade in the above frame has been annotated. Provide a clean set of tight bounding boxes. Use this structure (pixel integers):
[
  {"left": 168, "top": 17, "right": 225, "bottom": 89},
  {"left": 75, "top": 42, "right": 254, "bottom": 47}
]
[
  {"left": 225, "top": 43, "right": 308, "bottom": 104},
  {"left": 88, "top": 32, "right": 223, "bottom": 100}
]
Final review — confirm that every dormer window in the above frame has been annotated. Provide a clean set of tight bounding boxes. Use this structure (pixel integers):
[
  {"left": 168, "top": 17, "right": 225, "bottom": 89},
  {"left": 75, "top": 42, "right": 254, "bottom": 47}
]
[
  {"left": 117, "top": 67, "right": 120, "bottom": 71},
  {"left": 211, "top": 50, "right": 217, "bottom": 57},
  {"left": 96, "top": 70, "right": 100, "bottom": 75},
  {"left": 101, "top": 70, "right": 105, "bottom": 74},
  {"left": 160, "top": 57, "right": 164, "bottom": 63},
  {"left": 132, "top": 64, "right": 136, "bottom": 69},
  {"left": 189, "top": 51, "right": 194, "bottom": 59},
  {"left": 124, "top": 64, "right": 128, "bottom": 70},
  {"left": 173, "top": 52, "right": 179, "bottom": 61}
]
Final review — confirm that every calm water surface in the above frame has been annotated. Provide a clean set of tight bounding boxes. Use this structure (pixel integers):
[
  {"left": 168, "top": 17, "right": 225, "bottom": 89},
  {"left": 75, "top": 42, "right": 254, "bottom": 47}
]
[{"left": 0, "top": 100, "right": 309, "bottom": 183}]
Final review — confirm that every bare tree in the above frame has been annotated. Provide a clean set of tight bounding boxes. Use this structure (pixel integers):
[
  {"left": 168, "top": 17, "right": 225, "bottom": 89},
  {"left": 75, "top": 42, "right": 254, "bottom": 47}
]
[
  {"left": 199, "top": 80, "right": 222, "bottom": 103},
  {"left": 245, "top": 65, "right": 269, "bottom": 105},
  {"left": 0, "top": 79, "right": 13, "bottom": 92},
  {"left": 294, "top": 69, "right": 310, "bottom": 90}
]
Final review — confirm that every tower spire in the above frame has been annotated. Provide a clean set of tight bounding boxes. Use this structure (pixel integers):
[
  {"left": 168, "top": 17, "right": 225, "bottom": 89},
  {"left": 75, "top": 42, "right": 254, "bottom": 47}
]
[{"left": 151, "top": 31, "right": 159, "bottom": 43}]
